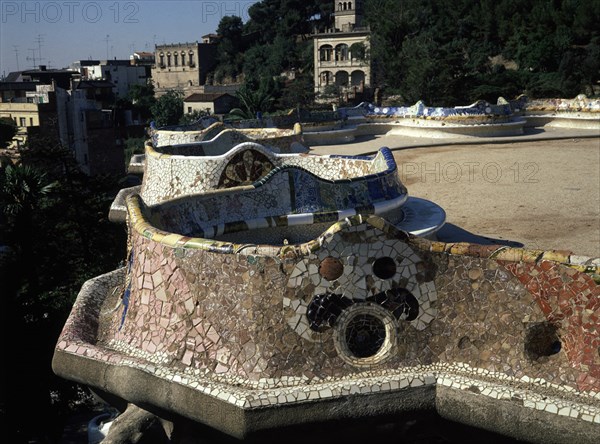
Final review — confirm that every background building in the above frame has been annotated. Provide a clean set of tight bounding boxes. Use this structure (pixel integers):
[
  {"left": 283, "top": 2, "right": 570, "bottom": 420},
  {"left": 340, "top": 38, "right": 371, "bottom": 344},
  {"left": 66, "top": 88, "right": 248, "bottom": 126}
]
[
  {"left": 71, "top": 59, "right": 149, "bottom": 99},
  {"left": 313, "top": 1, "right": 371, "bottom": 100},
  {"left": 152, "top": 41, "right": 217, "bottom": 97},
  {"left": 0, "top": 72, "right": 125, "bottom": 176},
  {"left": 129, "top": 51, "right": 156, "bottom": 79},
  {"left": 183, "top": 93, "right": 239, "bottom": 116}
]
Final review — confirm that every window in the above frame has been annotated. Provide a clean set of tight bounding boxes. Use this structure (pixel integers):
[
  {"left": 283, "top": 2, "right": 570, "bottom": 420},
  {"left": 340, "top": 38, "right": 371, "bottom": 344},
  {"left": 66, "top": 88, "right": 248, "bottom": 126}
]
[
  {"left": 335, "top": 71, "right": 349, "bottom": 86},
  {"left": 336, "top": 44, "right": 349, "bottom": 61},
  {"left": 19, "top": 117, "right": 26, "bottom": 127},
  {"left": 174, "top": 54, "right": 178, "bottom": 66},
  {"left": 181, "top": 53, "right": 186, "bottom": 65},
  {"left": 29, "top": 118, "right": 34, "bottom": 126},
  {"left": 159, "top": 54, "right": 164, "bottom": 66},
  {"left": 320, "top": 71, "right": 333, "bottom": 85},
  {"left": 187, "top": 106, "right": 192, "bottom": 113},
  {"left": 320, "top": 45, "right": 333, "bottom": 61},
  {"left": 188, "top": 52, "right": 194, "bottom": 66},
  {"left": 167, "top": 54, "right": 171, "bottom": 66}
]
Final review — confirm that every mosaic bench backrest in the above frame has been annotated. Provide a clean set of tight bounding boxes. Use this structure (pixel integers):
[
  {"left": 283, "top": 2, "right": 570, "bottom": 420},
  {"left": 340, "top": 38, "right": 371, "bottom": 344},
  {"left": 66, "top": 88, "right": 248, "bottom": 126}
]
[
  {"left": 168, "top": 133, "right": 304, "bottom": 156},
  {"left": 153, "top": 122, "right": 304, "bottom": 150},
  {"left": 142, "top": 144, "right": 395, "bottom": 206},
  {"left": 524, "top": 95, "right": 600, "bottom": 113},
  {"left": 150, "top": 119, "right": 220, "bottom": 147},
  {"left": 138, "top": 149, "right": 406, "bottom": 239},
  {"left": 364, "top": 100, "right": 513, "bottom": 118}
]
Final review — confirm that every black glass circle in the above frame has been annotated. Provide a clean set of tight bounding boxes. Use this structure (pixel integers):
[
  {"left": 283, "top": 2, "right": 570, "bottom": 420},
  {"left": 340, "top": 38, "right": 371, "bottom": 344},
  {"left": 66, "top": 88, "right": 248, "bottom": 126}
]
[
  {"left": 372, "top": 257, "right": 397, "bottom": 279},
  {"left": 345, "top": 314, "right": 386, "bottom": 358}
]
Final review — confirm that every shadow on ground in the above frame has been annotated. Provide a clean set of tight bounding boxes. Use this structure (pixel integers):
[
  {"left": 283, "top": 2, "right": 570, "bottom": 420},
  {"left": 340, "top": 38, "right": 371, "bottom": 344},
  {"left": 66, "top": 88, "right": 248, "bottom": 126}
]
[
  {"left": 437, "top": 223, "right": 524, "bottom": 248},
  {"left": 176, "top": 411, "right": 523, "bottom": 444}
]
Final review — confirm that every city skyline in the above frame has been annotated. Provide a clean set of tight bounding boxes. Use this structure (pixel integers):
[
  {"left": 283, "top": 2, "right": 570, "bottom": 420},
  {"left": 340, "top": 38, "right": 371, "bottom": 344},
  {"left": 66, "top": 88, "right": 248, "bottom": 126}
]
[{"left": 0, "top": 1, "right": 258, "bottom": 76}]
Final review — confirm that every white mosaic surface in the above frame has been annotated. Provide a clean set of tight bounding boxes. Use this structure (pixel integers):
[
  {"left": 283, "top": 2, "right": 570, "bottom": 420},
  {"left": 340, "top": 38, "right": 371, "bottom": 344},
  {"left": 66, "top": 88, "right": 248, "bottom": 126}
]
[
  {"left": 85, "top": 338, "right": 600, "bottom": 423},
  {"left": 142, "top": 142, "right": 383, "bottom": 206}
]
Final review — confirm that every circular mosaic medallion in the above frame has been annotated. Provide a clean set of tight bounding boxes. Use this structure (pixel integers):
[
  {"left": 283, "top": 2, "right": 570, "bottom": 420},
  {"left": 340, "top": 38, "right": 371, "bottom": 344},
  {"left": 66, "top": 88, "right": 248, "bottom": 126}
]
[{"left": 333, "top": 303, "right": 397, "bottom": 367}]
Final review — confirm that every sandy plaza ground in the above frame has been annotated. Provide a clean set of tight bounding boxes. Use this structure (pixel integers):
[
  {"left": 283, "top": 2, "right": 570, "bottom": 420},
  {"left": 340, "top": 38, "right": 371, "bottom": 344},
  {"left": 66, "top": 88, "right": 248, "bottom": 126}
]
[{"left": 310, "top": 130, "right": 600, "bottom": 258}]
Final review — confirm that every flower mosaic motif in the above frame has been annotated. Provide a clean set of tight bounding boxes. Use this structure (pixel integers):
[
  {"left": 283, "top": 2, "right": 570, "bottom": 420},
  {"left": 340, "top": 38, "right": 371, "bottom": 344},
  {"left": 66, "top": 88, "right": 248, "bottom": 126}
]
[{"left": 218, "top": 149, "right": 274, "bottom": 188}]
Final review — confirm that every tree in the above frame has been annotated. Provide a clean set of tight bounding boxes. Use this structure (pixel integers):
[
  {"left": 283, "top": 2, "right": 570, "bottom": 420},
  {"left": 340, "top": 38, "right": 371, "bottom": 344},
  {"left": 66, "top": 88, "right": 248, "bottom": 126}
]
[
  {"left": 1, "top": 152, "right": 126, "bottom": 441},
  {"left": 277, "top": 73, "right": 315, "bottom": 109},
  {"left": 212, "top": 1, "right": 333, "bottom": 85},
  {"left": 229, "top": 78, "right": 278, "bottom": 119},
  {"left": 124, "top": 137, "right": 146, "bottom": 169},
  {"left": 0, "top": 117, "right": 18, "bottom": 148},
  {"left": 150, "top": 90, "right": 184, "bottom": 127},
  {"left": 0, "top": 164, "right": 56, "bottom": 219},
  {"left": 215, "top": 15, "right": 245, "bottom": 80},
  {"left": 242, "top": 35, "right": 298, "bottom": 82},
  {"left": 128, "top": 83, "right": 156, "bottom": 122}
]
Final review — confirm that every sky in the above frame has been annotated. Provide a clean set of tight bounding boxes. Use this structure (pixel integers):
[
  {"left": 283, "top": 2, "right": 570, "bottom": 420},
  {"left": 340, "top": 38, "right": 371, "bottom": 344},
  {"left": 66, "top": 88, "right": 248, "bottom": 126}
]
[{"left": 0, "top": 0, "right": 259, "bottom": 76}]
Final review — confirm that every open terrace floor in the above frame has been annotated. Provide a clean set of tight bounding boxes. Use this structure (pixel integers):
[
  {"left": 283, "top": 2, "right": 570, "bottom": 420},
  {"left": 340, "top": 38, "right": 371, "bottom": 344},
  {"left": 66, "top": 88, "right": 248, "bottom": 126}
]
[{"left": 311, "top": 129, "right": 600, "bottom": 258}]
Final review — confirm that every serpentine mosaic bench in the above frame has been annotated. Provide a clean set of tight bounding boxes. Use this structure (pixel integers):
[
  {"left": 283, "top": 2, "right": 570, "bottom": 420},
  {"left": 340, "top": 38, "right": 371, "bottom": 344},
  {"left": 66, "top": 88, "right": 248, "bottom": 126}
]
[
  {"left": 152, "top": 122, "right": 307, "bottom": 153},
  {"left": 113, "top": 128, "right": 308, "bottom": 221},
  {"left": 53, "top": 209, "right": 600, "bottom": 442},
  {"left": 309, "top": 96, "right": 600, "bottom": 141},
  {"left": 519, "top": 95, "right": 600, "bottom": 130},
  {"left": 300, "top": 100, "right": 527, "bottom": 142},
  {"left": 361, "top": 99, "right": 526, "bottom": 138},
  {"left": 130, "top": 120, "right": 306, "bottom": 176},
  {"left": 113, "top": 143, "right": 446, "bottom": 237}
]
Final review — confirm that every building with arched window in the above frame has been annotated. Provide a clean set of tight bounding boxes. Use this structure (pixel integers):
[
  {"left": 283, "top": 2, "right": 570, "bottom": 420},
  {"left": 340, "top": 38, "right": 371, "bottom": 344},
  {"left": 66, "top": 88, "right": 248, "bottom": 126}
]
[
  {"left": 151, "top": 38, "right": 218, "bottom": 97},
  {"left": 313, "top": 0, "right": 371, "bottom": 98}
]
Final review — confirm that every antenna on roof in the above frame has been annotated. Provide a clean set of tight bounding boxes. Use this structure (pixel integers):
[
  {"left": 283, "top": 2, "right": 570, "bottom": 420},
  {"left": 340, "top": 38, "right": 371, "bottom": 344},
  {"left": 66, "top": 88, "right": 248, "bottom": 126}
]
[
  {"left": 103, "top": 34, "right": 111, "bottom": 60},
  {"left": 26, "top": 48, "right": 38, "bottom": 69},
  {"left": 35, "top": 34, "right": 45, "bottom": 62},
  {"left": 13, "top": 45, "right": 20, "bottom": 71}
]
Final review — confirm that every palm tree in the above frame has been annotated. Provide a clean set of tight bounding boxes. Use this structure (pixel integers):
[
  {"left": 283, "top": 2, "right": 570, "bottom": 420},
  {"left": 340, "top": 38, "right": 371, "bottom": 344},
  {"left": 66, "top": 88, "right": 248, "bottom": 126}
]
[
  {"left": 0, "top": 117, "right": 18, "bottom": 149},
  {"left": 0, "top": 164, "right": 56, "bottom": 218},
  {"left": 0, "top": 164, "right": 57, "bottom": 289},
  {"left": 229, "top": 79, "right": 277, "bottom": 120}
]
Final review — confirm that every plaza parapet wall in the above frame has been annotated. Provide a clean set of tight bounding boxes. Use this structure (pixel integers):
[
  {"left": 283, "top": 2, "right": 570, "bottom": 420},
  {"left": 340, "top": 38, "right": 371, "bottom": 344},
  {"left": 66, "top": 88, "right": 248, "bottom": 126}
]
[
  {"left": 301, "top": 96, "right": 600, "bottom": 144},
  {"left": 53, "top": 205, "right": 600, "bottom": 441}
]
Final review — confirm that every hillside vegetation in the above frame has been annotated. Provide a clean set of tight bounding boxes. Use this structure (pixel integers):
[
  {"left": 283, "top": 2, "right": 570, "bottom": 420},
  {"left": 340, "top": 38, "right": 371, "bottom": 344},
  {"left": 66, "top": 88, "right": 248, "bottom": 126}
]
[{"left": 212, "top": 0, "right": 599, "bottom": 106}]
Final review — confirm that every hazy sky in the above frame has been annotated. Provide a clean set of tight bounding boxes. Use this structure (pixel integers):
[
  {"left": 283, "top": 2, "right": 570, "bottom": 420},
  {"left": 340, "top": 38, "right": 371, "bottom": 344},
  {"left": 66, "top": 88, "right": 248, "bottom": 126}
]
[{"left": 0, "top": 0, "right": 258, "bottom": 76}]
